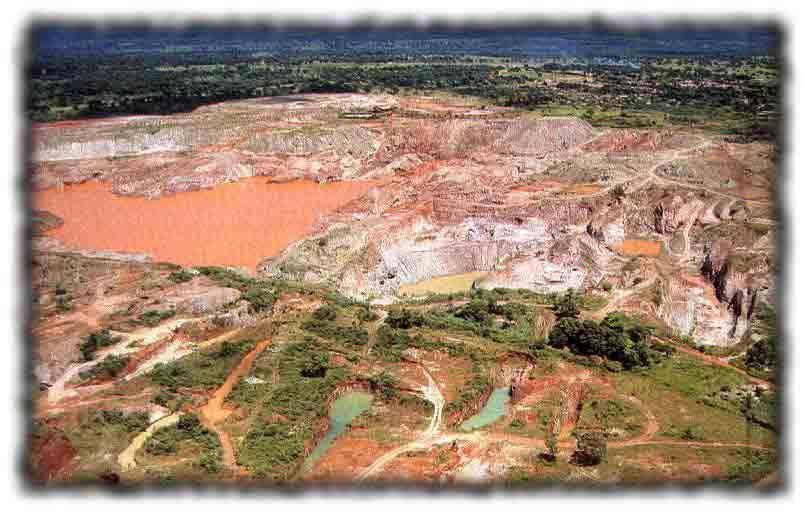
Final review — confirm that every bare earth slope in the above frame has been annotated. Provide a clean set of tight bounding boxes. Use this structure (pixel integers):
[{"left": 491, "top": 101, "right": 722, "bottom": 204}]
[
  {"left": 29, "top": 94, "right": 777, "bottom": 486},
  {"left": 32, "top": 94, "right": 776, "bottom": 347}
]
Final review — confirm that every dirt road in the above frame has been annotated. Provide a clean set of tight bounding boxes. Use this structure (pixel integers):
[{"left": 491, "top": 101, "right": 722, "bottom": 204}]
[
  {"left": 198, "top": 338, "right": 271, "bottom": 473},
  {"left": 661, "top": 340, "right": 774, "bottom": 389},
  {"left": 357, "top": 364, "right": 444, "bottom": 481},
  {"left": 118, "top": 412, "right": 181, "bottom": 470}
]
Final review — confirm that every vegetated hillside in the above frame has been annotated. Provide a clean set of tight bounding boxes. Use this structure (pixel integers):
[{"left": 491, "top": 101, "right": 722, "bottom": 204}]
[
  {"left": 30, "top": 253, "right": 777, "bottom": 485},
  {"left": 29, "top": 36, "right": 778, "bottom": 141}
]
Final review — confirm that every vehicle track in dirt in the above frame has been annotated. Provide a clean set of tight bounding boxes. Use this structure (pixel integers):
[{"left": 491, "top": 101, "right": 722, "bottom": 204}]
[
  {"left": 46, "top": 318, "right": 187, "bottom": 405},
  {"left": 118, "top": 412, "right": 181, "bottom": 471},
  {"left": 658, "top": 339, "right": 774, "bottom": 389},
  {"left": 197, "top": 338, "right": 271, "bottom": 475},
  {"left": 357, "top": 363, "right": 444, "bottom": 481},
  {"left": 591, "top": 272, "right": 658, "bottom": 320}
]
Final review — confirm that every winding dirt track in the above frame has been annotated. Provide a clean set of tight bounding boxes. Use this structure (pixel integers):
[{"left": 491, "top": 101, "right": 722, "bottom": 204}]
[
  {"left": 659, "top": 340, "right": 774, "bottom": 389},
  {"left": 353, "top": 359, "right": 772, "bottom": 481},
  {"left": 198, "top": 338, "right": 271, "bottom": 473},
  {"left": 45, "top": 318, "right": 187, "bottom": 406},
  {"left": 357, "top": 364, "right": 445, "bottom": 481},
  {"left": 118, "top": 412, "right": 181, "bottom": 470},
  {"left": 592, "top": 272, "right": 658, "bottom": 320}
]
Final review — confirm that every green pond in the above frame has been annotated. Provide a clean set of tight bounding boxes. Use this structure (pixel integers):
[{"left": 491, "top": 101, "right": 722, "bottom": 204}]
[
  {"left": 459, "top": 387, "right": 511, "bottom": 432},
  {"left": 302, "top": 391, "right": 374, "bottom": 472}
]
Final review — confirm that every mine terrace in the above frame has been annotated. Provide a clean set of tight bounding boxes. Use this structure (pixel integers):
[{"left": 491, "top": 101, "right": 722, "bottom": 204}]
[{"left": 30, "top": 86, "right": 777, "bottom": 484}]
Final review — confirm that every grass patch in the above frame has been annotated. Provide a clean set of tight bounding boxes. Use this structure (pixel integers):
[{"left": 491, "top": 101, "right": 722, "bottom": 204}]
[{"left": 149, "top": 339, "right": 256, "bottom": 391}]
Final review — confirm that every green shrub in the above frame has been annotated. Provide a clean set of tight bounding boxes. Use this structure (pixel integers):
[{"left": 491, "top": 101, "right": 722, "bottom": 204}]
[
  {"left": 553, "top": 290, "right": 581, "bottom": 319},
  {"left": 80, "top": 329, "right": 121, "bottom": 361},
  {"left": 138, "top": 309, "right": 176, "bottom": 327},
  {"left": 373, "top": 326, "right": 414, "bottom": 361},
  {"left": 196, "top": 266, "right": 277, "bottom": 313},
  {"left": 150, "top": 339, "right": 255, "bottom": 390},
  {"left": 548, "top": 312, "right": 655, "bottom": 369},
  {"left": 168, "top": 270, "right": 195, "bottom": 283},
  {"left": 356, "top": 307, "right": 379, "bottom": 322},
  {"left": 244, "top": 286, "right": 275, "bottom": 312},
  {"left": 79, "top": 354, "right": 129, "bottom": 380},
  {"left": 572, "top": 431, "right": 607, "bottom": 466},
  {"left": 299, "top": 351, "right": 329, "bottom": 378},
  {"left": 367, "top": 371, "right": 398, "bottom": 400},
  {"left": 444, "top": 367, "right": 492, "bottom": 416},
  {"left": 92, "top": 409, "right": 149, "bottom": 433},
  {"left": 145, "top": 413, "right": 221, "bottom": 462},
  {"left": 312, "top": 305, "right": 337, "bottom": 321},
  {"left": 385, "top": 308, "right": 426, "bottom": 329},
  {"left": 302, "top": 319, "right": 368, "bottom": 347}
]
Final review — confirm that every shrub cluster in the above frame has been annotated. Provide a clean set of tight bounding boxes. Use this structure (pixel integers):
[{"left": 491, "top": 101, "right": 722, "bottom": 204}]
[
  {"left": 145, "top": 414, "right": 223, "bottom": 473},
  {"left": 138, "top": 309, "right": 176, "bottom": 327},
  {"left": 79, "top": 329, "right": 121, "bottom": 361},
  {"left": 79, "top": 354, "right": 130, "bottom": 380},
  {"left": 548, "top": 312, "right": 656, "bottom": 369}
]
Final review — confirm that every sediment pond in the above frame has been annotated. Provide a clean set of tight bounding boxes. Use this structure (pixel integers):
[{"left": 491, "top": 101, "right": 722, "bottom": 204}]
[
  {"left": 459, "top": 387, "right": 511, "bottom": 432},
  {"left": 33, "top": 178, "right": 378, "bottom": 268},
  {"left": 302, "top": 391, "right": 373, "bottom": 472}
]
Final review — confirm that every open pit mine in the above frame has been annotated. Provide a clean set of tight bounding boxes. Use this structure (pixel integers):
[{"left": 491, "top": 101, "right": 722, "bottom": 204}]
[{"left": 30, "top": 94, "right": 777, "bottom": 486}]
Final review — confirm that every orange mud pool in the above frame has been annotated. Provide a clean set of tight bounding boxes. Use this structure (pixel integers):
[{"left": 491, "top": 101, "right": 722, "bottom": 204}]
[
  {"left": 617, "top": 239, "right": 663, "bottom": 257},
  {"left": 33, "top": 178, "right": 379, "bottom": 269}
]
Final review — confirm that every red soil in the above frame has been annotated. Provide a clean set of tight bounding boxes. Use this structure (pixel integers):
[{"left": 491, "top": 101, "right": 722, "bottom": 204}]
[
  {"left": 305, "top": 437, "right": 386, "bottom": 481},
  {"left": 33, "top": 178, "right": 378, "bottom": 268},
  {"left": 31, "top": 431, "right": 76, "bottom": 482}
]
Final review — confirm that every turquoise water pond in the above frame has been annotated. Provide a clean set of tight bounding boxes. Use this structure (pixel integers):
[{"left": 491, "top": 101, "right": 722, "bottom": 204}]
[
  {"left": 459, "top": 387, "right": 511, "bottom": 432},
  {"left": 302, "top": 391, "right": 373, "bottom": 472}
]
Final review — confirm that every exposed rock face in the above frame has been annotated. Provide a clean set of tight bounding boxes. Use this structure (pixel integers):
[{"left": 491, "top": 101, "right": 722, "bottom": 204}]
[
  {"left": 657, "top": 273, "right": 741, "bottom": 344},
  {"left": 587, "top": 205, "right": 625, "bottom": 246},
  {"left": 212, "top": 301, "right": 256, "bottom": 329},
  {"left": 32, "top": 95, "right": 776, "bottom": 349},
  {"left": 32, "top": 96, "right": 597, "bottom": 200},
  {"left": 165, "top": 286, "right": 242, "bottom": 314},
  {"left": 699, "top": 242, "right": 761, "bottom": 339},
  {"left": 653, "top": 194, "right": 706, "bottom": 235}
]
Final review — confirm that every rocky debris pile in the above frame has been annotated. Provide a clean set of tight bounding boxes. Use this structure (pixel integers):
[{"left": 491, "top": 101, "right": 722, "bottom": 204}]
[
  {"left": 657, "top": 272, "right": 751, "bottom": 345},
  {"left": 493, "top": 118, "right": 595, "bottom": 155},
  {"left": 698, "top": 197, "right": 749, "bottom": 226},
  {"left": 657, "top": 142, "right": 774, "bottom": 197},
  {"left": 163, "top": 286, "right": 242, "bottom": 315},
  {"left": 653, "top": 194, "right": 705, "bottom": 234},
  {"left": 212, "top": 301, "right": 257, "bottom": 329},
  {"left": 587, "top": 204, "right": 625, "bottom": 246}
]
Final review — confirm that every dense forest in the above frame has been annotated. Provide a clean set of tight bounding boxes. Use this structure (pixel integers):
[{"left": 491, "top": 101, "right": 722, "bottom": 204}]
[{"left": 27, "top": 30, "right": 779, "bottom": 141}]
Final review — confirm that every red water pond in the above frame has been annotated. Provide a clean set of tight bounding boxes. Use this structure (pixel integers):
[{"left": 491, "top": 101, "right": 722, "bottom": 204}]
[{"left": 33, "top": 178, "right": 378, "bottom": 269}]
